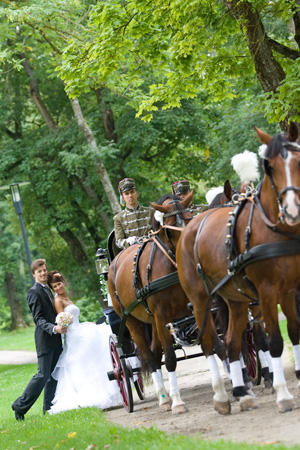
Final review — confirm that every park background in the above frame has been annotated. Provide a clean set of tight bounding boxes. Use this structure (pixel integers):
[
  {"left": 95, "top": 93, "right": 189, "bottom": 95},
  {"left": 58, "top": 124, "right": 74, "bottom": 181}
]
[{"left": 0, "top": 0, "right": 298, "bottom": 333}]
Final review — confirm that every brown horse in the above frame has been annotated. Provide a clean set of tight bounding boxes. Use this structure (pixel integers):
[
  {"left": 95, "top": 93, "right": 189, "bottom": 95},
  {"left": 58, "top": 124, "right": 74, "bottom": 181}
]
[
  {"left": 177, "top": 123, "right": 300, "bottom": 414},
  {"left": 108, "top": 191, "right": 201, "bottom": 414}
]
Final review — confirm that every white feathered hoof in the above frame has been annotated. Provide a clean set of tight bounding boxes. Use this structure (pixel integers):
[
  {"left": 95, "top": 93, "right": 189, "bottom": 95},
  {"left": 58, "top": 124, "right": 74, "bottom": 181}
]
[
  {"left": 158, "top": 389, "right": 171, "bottom": 411},
  {"left": 277, "top": 398, "right": 294, "bottom": 413},
  {"left": 170, "top": 393, "right": 186, "bottom": 415},
  {"left": 171, "top": 403, "right": 187, "bottom": 415},
  {"left": 239, "top": 395, "right": 258, "bottom": 411},
  {"left": 214, "top": 399, "right": 231, "bottom": 415}
]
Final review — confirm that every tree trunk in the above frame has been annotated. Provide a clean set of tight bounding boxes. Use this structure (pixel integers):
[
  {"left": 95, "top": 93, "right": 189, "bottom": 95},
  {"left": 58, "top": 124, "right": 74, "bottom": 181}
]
[
  {"left": 95, "top": 88, "right": 118, "bottom": 143},
  {"left": 57, "top": 229, "right": 88, "bottom": 265},
  {"left": 71, "top": 175, "right": 112, "bottom": 233},
  {"left": 223, "top": 1, "right": 286, "bottom": 93},
  {"left": 4, "top": 272, "right": 27, "bottom": 330},
  {"left": 19, "top": 53, "right": 58, "bottom": 131},
  {"left": 70, "top": 97, "right": 121, "bottom": 214}
]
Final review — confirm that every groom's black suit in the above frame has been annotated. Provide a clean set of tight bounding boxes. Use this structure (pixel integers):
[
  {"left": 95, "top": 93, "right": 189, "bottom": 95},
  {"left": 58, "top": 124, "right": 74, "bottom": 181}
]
[{"left": 12, "top": 282, "right": 63, "bottom": 416}]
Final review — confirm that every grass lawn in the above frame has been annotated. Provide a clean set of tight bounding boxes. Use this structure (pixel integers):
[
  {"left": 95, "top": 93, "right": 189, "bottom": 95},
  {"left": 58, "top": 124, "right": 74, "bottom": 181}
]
[
  {"left": 0, "top": 326, "right": 35, "bottom": 351},
  {"left": 1, "top": 364, "right": 297, "bottom": 450}
]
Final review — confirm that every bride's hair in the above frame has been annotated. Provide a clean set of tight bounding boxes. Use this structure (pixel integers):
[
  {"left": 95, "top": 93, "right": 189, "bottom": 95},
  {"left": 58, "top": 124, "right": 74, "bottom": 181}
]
[{"left": 47, "top": 270, "right": 65, "bottom": 285}]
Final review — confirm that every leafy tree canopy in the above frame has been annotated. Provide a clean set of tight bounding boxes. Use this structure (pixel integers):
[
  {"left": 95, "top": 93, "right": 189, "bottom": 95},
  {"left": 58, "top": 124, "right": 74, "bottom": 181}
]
[{"left": 57, "top": 0, "right": 300, "bottom": 124}]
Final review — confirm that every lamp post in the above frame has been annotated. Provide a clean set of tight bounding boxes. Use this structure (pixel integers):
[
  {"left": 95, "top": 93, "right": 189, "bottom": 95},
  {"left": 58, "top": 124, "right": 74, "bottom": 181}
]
[
  {"left": 10, "top": 183, "right": 33, "bottom": 281},
  {"left": 0, "top": 182, "right": 32, "bottom": 282}
]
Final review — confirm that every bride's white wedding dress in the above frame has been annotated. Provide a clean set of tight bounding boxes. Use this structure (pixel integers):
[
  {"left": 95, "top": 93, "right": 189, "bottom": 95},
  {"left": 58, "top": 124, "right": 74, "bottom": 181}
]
[{"left": 49, "top": 304, "right": 122, "bottom": 414}]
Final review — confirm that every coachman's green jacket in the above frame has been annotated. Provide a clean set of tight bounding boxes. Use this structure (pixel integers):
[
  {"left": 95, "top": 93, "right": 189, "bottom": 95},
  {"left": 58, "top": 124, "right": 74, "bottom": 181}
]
[{"left": 114, "top": 205, "right": 153, "bottom": 249}]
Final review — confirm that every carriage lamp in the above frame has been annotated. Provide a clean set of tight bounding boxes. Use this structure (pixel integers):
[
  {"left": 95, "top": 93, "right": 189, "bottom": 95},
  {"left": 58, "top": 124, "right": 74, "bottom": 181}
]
[{"left": 95, "top": 248, "right": 109, "bottom": 275}]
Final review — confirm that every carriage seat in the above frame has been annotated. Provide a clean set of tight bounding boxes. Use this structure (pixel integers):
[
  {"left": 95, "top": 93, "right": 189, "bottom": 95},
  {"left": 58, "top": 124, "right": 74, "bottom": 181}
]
[{"left": 107, "top": 229, "right": 121, "bottom": 264}]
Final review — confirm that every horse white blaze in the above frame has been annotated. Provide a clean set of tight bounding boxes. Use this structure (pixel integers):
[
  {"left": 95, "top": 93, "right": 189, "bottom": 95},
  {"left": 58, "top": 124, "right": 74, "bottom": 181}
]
[{"left": 284, "top": 153, "right": 299, "bottom": 222}]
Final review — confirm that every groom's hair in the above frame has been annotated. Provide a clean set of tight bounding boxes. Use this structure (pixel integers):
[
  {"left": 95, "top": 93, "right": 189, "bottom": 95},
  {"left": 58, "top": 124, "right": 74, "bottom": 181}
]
[
  {"left": 31, "top": 258, "right": 46, "bottom": 274},
  {"left": 47, "top": 270, "right": 65, "bottom": 285}
]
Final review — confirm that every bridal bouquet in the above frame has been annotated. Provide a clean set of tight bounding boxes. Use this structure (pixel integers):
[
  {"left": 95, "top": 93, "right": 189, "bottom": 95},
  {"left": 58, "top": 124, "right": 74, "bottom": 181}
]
[{"left": 55, "top": 311, "right": 73, "bottom": 328}]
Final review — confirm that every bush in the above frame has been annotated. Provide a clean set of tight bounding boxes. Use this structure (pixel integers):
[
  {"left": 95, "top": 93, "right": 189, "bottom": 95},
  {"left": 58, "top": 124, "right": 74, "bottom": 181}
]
[
  {"left": 0, "top": 296, "right": 12, "bottom": 330},
  {"left": 75, "top": 296, "right": 103, "bottom": 323}
]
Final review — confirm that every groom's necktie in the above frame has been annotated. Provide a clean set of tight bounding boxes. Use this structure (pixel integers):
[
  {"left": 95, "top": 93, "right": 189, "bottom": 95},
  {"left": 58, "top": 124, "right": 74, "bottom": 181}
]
[{"left": 42, "top": 285, "right": 54, "bottom": 305}]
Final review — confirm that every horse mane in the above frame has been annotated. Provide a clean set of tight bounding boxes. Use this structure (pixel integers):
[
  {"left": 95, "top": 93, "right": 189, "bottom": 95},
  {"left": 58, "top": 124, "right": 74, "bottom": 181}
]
[
  {"left": 152, "top": 194, "right": 180, "bottom": 231},
  {"left": 265, "top": 133, "right": 288, "bottom": 159}
]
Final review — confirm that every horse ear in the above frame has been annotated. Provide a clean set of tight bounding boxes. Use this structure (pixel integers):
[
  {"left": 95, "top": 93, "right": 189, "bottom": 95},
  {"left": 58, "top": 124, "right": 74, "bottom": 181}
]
[
  {"left": 150, "top": 202, "right": 165, "bottom": 213},
  {"left": 223, "top": 180, "right": 232, "bottom": 201},
  {"left": 288, "top": 122, "right": 299, "bottom": 142},
  {"left": 254, "top": 126, "right": 272, "bottom": 145},
  {"left": 180, "top": 189, "right": 194, "bottom": 208}
]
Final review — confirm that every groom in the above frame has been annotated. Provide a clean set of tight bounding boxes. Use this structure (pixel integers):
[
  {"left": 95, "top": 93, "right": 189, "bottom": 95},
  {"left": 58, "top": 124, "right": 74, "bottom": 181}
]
[{"left": 11, "top": 259, "right": 67, "bottom": 420}]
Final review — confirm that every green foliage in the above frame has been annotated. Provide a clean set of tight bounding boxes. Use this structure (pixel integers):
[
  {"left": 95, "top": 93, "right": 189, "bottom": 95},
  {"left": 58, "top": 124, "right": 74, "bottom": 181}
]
[
  {"left": 75, "top": 296, "right": 102, "bottom": 323},
  {"left": 58, "top": 0, "right": 300, "bottom": 123},
  {"left": 0, "top": 296, "right": 12, "bottom": 330}
]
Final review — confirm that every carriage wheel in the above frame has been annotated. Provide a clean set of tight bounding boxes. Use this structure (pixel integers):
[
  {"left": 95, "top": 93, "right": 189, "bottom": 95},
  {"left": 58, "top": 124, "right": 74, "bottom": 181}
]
[
  {"left": 243, "top": 330, "right": 262, "bottom": 386},
  {"left": 109, "top": 335, "right": 134, "bottom": 412},
  {"left": 134, "top": 372, "right": 145, "bottom": 400}
]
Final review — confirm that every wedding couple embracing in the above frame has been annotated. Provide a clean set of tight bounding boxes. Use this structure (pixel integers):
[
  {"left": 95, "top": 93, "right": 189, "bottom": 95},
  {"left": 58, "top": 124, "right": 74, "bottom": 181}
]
[{"left": 11, "top": 259, "right": 121, "bottom": 420}]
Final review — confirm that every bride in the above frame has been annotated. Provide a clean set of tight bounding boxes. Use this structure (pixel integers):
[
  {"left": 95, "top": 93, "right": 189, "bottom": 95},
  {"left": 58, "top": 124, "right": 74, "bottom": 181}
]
[{"left": 47, "top": 271, "right": 122, "bottom": 414}]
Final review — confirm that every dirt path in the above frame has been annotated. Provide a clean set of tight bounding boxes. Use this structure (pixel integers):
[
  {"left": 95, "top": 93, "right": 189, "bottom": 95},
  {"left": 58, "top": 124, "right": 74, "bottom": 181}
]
[
  {"left": 0, "top": 350, "right": 37, "bottom": 365},
  {"left": 105, "top": 345, "right": 300, "bottom": 446}
]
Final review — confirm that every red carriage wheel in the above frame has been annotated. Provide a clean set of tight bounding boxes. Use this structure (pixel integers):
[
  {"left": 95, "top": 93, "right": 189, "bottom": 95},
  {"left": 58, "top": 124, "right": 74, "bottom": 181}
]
[
  {"left": 109, "top": 335, "right": 134, "bottom": 412},
  {"left": 243, "top": 330, "right": 262, "bottom": 386},
  {"left": 134, "top": 372, "right": 145, "bottom": 400}
]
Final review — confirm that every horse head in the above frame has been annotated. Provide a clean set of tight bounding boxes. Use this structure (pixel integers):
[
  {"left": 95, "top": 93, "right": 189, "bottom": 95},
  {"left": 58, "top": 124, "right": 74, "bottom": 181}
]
[
  {"left": 255, "top": 122, "right": 300, "bottom": 226},
  {"left": 150, "top": 191, "right": 194, "bottom": 230}
]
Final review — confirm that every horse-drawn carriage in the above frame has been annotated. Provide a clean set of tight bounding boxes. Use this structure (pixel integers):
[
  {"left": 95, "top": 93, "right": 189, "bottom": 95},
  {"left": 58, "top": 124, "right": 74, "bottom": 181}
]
[{"left": 95, "top": 203, "right": 262, "bottom": 413}]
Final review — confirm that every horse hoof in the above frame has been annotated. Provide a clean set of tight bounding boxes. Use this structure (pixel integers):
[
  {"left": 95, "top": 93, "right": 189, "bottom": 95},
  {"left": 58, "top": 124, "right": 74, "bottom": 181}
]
[
  {"left": 171, "top": 403, "right": 186, "bottom": 415},
  {"left": 277, "top": 399, "right": 294, "bottom": 413},
  {"left": 264, "top": 379, "right": 273, "bottom": 390},
  {"left": 240, "top": 395, "right": 258, "bottom": 411},
  {"left": 159, "top": 401, "right": 171, "bottom": 412},
  {"left": 214, "top": 400, "right": 231, "bottom": 415}
]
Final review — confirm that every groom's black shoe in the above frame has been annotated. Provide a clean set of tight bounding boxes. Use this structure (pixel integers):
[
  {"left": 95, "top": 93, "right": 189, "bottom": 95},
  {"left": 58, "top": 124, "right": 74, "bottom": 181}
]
[{"left": 11, "top": 404, "right": 25, "bottom": 421}]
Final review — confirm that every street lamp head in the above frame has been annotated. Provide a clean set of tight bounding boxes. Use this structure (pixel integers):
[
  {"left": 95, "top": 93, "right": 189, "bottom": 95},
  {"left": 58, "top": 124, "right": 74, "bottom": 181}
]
[{"left": 10, "top": 183, "right": 22, "bottom": 215}]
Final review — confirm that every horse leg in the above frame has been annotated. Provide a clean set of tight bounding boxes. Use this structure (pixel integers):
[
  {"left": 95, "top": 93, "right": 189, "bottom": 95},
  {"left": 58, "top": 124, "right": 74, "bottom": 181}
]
[
  {"left": 193, "top": 301, "right": 230, "bottom": 415},
  {"left": 155, "top": 319, "right": 186, "bottom": 414},
  {"left": 123, "top": 316, "right": 170, "bottom": 409},
  {"left": 283, "top": 293, "right": 300, "bottom": 396},
  {"left": 253, "top": 322, "right": 273, "bottom": 389},
  {"left": 291, "top": 292, "right": 300, "bottom": 394},
  {"left": 150, "top": 325, "right": 171, "bottom": 410},
  {"left": 263, "top": 294, "right": 294, "bottom": 413},
  {"left": 227, "top": 301, "right": 257, "bottom": 411}
]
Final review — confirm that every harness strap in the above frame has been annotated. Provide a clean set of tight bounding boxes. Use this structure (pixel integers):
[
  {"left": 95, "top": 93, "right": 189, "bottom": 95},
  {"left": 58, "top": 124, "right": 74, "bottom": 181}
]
[
  {"left": 228, "top": 240, "right": 300, "bottom": 274},
  {"left": 116, "top": 271, "right": 179, "bottom": 347},
  {"left": 152, "top": 235, "right": 177, "bottom": 268}
]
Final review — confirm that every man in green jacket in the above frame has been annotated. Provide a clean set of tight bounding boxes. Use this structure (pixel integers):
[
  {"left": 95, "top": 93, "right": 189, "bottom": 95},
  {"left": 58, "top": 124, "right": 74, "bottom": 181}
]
[{"left": 114, "top": 178, "right": 153, "bottom": 250}]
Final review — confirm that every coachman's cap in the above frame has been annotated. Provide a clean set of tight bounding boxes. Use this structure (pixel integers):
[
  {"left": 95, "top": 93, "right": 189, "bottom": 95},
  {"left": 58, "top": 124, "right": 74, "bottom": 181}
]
[
  {"left": 172, "top": 180, "right": 191, "bottom": 195},
  {"left": 118, "top": 177, "right": 136, "bottom": 193}
]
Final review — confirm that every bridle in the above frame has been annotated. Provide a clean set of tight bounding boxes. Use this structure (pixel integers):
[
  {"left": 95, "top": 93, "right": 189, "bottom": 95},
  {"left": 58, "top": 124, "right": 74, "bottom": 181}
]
[
  {"left": 161, "top": 198, "right": 193, "bottom": 228},
  {"left": 263, "top": 140, "right": 300, "bottom": 224},
  {"left": 152, "top": 198, "right": 193, "bottom": 259}
]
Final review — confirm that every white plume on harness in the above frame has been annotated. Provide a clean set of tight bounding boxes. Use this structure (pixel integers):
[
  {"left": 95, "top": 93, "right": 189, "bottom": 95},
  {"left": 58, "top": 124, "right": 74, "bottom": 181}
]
[
  {"left": 231, "top": 150, "right": 259, "bottom": 183},
  {"left": 154, "top": 210, "right": 164, "bottom": 226},
  {"left": 205, "top": 186, "right": 223, "bottom": 204},
  {"left": 258, "top": 144, "right": 268, "bottom": 159}
]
